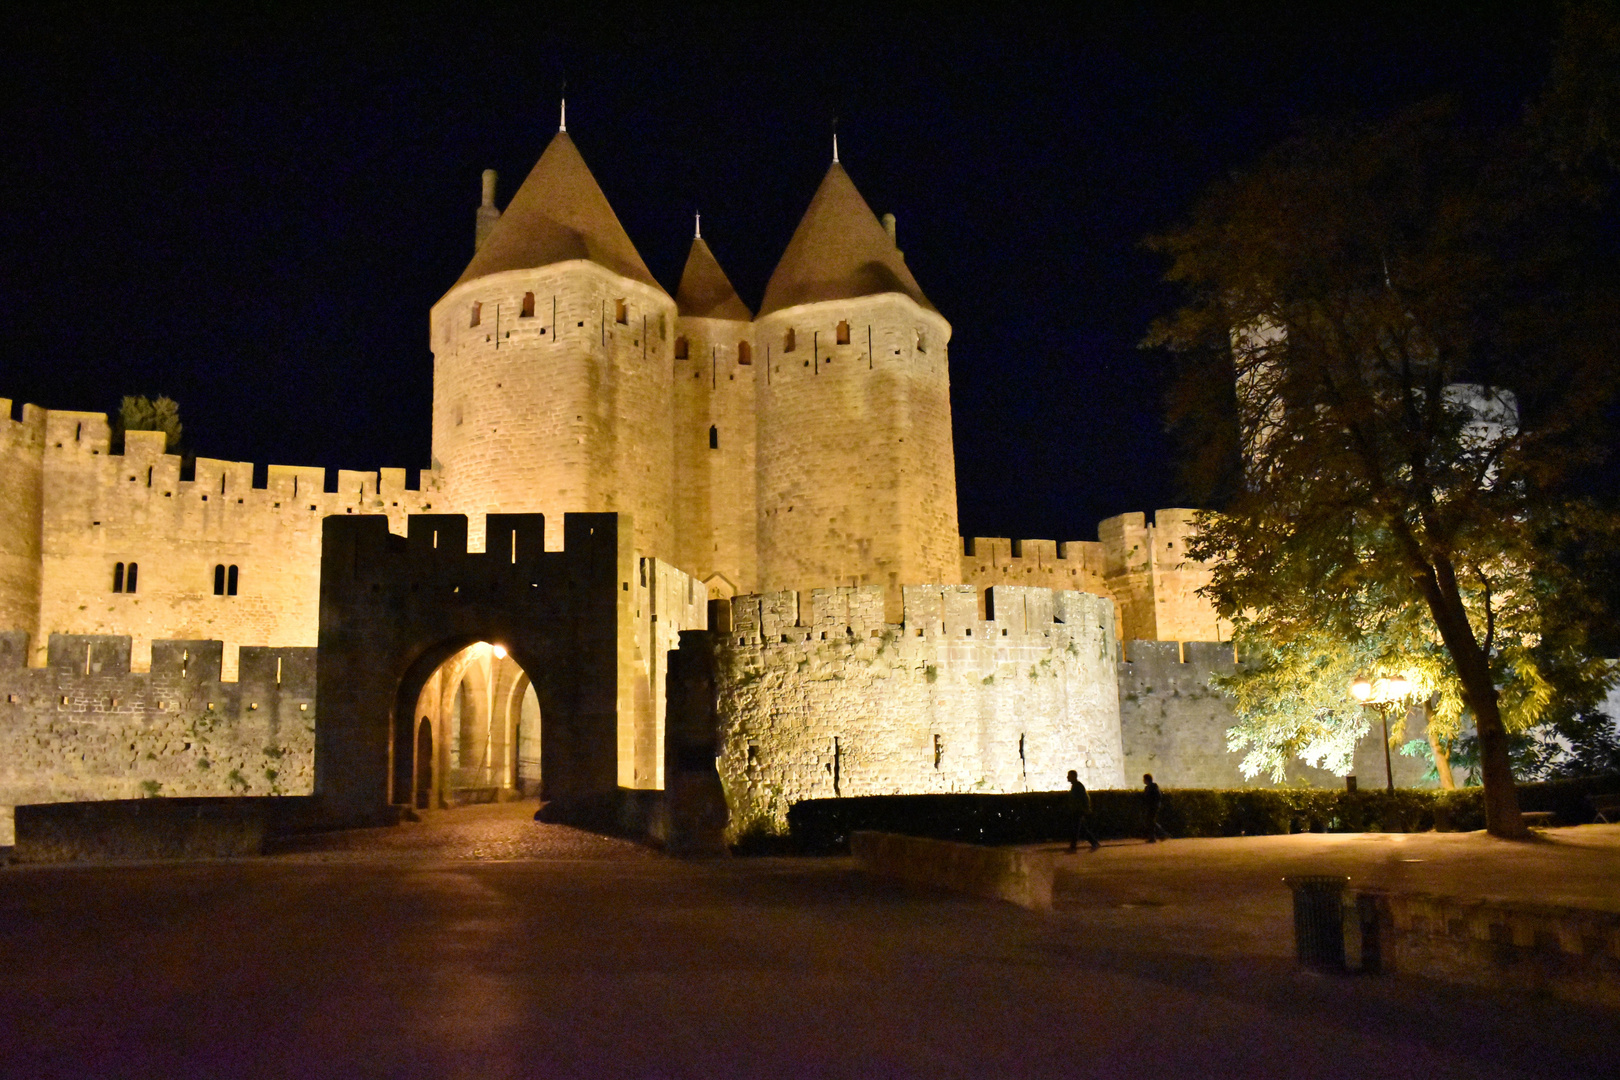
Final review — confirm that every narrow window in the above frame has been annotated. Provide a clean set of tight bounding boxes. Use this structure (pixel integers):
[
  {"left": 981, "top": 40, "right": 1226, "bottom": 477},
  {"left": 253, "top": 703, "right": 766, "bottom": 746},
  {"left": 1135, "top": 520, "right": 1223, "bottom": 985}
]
[
  {"left": 783, "top": 327, "right": 796, "bottom": 352},
  {"left": 836, "top": 320, "right": 850, "bottom": 345},
  {"left": 520, "top": 292, "right": 535, "bottom": 318},
  {"left": 125, "top": 563, "right": 138, "bottom": 593},
  {"left": 227, "top": 565, "right": 239, "bottom": 596},
  {"left": 146, "top": 466, "right": 153, "bottom": 487},
  {"left": 614, "top": 299, "right": 628, "bottom": 324},
  {"left": 470, "top": 301, "right": 482, "bottom": 328},
  {"left": 933, "top": 734, "right": 943, "bottom": 769},
  {"left": 674, "top": 336, "right": 688, "bottom": 360},
  {"left": 113, "top": 562, "right": 125, "bottom": 593},
  {"left": 709, "top": 425, "right": 719, "bottom": 450},
  {"left": 214, "top": 564, "right": 226, "bottom": 595},
  {"left": 915, "top": 328, "right": 926, "bottom": 353},
  {"left": 737, "top": 340, "right": 751, "bottom": 365}
]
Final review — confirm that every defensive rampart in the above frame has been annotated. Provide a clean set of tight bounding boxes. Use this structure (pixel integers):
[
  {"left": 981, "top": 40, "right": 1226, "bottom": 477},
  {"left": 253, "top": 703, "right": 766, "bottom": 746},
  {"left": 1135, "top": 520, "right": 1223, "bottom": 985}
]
[
  {"left": 4, "top": 400, "right": 437, "bottom": 676},
  {"left": 0, "top": 629, "right": 315, "bottom": 845},
  {"left": 716, "top": 584, "right": 1123, "bottom": 835}
]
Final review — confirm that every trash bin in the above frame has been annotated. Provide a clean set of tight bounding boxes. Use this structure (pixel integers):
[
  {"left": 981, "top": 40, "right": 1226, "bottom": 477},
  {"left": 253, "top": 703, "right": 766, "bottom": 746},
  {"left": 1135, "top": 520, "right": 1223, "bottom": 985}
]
[{"left": 1282, "top": 875, "right": 1350, "bottom": 972}]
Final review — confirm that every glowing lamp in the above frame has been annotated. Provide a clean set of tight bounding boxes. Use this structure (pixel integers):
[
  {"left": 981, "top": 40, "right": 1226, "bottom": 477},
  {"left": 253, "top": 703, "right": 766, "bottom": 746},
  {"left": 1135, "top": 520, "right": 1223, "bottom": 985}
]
[
  {"left": 1350, "top": 678, "right": 1373, "bottom": 702},
  {"left": 491, "top": 644, "right": 507, "bottom": 659}
]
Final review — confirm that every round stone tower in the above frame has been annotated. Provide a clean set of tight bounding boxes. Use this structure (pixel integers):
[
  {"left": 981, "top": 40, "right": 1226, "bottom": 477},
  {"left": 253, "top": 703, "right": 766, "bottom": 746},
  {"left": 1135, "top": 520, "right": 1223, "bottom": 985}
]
[
  {"left": 429, "top": 117, "right": 677, "bottom": 557},
  {"left": 753, "top": 153, "right": 960, "bottom": 608}
]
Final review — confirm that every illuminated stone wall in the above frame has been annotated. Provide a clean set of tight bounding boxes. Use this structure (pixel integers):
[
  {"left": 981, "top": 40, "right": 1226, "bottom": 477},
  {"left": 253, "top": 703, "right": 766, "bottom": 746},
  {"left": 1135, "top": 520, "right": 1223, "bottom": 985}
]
[
  {"left": 716, "top": 584, "right": 1123, "bottom": 835},
  {"left": 671, "top": 314, "right": 757, "bottom": 599},
  {"left": 0, "top": 630, "right": 315, "bottom": 845}
]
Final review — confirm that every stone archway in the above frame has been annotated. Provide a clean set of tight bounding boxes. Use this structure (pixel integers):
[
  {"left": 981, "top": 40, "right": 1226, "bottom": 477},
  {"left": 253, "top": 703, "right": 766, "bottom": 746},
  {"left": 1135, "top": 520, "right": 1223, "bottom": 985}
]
[
  {"left": 315, "top": 512, "right": 630, "bottom": 826},
  {"left": 401, "top": 641, "right": 541, "bottom": 809},
  {"left": 314, "top": 511, "right": 706, "bottom": 827}
]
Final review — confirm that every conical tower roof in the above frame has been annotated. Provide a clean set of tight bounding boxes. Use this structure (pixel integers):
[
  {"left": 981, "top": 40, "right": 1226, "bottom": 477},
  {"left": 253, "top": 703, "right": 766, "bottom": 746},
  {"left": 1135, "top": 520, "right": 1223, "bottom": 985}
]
[
  {"left": 452, "top": 131, "right": 663, "bottom": 293},
  {"left": 759, "top": 162, "right": 935, "bottom": 317},
  {"left": 675, "top": 235, "right": 753, "bottom": 320}
]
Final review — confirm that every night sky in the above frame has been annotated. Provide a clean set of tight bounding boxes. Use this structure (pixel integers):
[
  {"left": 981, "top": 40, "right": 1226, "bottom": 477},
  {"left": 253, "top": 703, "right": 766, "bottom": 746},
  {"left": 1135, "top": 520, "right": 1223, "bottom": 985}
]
[{"left": 0, "top": 4, "right": 1561, "bottom": 543}]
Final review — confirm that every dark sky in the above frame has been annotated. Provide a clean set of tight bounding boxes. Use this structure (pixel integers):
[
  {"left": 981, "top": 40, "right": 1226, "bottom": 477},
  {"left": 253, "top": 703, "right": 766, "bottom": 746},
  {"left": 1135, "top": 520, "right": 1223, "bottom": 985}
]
[{"left": 0, "top": 3, "right": 1561, "bottom": 543}]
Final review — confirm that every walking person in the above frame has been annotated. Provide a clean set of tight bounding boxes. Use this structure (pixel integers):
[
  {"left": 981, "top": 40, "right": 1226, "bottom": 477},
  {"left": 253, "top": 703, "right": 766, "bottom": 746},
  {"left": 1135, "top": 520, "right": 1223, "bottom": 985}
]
[
  {"left": 1143, "top": 773, "right": 1170, "bottom": 842},
  {"left": 1066, "top": 769, "right": 1101, "bottom": 853}
]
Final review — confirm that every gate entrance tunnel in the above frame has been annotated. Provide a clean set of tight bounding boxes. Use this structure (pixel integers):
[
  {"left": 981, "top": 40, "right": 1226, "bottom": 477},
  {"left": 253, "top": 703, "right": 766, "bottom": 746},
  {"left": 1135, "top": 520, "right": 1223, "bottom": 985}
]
[{"left": 398, "top": 641, "right": 541, "bottom": 810}]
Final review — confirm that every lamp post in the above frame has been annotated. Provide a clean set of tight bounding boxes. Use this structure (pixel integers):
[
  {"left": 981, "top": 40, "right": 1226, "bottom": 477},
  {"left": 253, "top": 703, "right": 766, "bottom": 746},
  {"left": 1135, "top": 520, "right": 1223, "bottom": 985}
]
[{"left": 1350, "top": 675, "right": 1413, "bottom": 793}]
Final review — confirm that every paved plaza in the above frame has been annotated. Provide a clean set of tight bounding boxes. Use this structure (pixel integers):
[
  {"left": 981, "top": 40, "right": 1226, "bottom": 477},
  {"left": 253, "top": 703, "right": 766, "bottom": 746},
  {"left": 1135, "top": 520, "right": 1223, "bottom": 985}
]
[{"left": 0, "top": 804, "right": 1615, "bottom": 1078}]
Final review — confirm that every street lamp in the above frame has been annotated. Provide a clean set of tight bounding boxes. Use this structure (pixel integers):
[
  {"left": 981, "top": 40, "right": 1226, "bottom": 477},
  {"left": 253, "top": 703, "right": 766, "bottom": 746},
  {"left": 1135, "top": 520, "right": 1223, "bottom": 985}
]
[{"left": 1350, "top": 675, "right": 1413, "bottom": 793}]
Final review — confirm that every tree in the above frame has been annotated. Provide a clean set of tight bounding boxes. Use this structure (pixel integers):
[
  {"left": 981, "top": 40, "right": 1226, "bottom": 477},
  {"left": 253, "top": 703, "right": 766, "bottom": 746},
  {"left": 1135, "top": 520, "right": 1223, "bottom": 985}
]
[
  {"left": 1146, "top": 13, "right": 1620, "bottom": 837},
  {"left": 1216, "top": 585, "right": 1466, "bottom": 788},
  {"left": 115, "top": 395, "right": 183, "bottom": 453}
]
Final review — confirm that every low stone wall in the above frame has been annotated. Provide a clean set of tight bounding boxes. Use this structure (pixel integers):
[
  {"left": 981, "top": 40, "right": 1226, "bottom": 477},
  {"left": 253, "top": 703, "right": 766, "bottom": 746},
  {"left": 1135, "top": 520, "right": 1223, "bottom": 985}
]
[
  {"left": 11, "top": 796, "right": 321, "bottom": 863},
  {"left": 1360, "top": 890, "right": 1620, "bottom": 1009},
  {"left": 850, "top": 830, "right": 1054, "bottom": 910}
]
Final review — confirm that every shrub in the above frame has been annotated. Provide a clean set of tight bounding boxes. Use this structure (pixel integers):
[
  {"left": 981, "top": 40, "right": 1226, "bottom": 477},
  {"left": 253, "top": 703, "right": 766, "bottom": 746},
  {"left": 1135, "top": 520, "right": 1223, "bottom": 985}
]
[{"left": 782, "top": 774, "right": 1619, "bottom": 854}]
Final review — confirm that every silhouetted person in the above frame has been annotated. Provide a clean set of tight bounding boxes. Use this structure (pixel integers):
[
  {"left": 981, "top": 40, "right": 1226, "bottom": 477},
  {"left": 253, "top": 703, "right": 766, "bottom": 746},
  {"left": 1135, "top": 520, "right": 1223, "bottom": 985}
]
[
  {"left": 1143, "top": 773, "right": 1169, "bottom": 842},
  {"left": 1067, "top": 769, "right": 1100, "bottom": 853}
]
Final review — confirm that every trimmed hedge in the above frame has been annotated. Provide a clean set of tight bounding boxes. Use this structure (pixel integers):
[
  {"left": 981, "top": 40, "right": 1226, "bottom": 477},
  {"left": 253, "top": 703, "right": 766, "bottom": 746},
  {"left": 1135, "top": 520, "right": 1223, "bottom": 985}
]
[{"left": 780, "top": 774, "right": 1620, "bottom": 854}]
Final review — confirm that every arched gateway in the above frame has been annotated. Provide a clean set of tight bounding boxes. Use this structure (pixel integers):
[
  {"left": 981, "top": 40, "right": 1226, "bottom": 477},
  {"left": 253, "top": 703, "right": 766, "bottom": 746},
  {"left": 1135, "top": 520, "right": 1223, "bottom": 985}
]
[{"left": 313, "top": 511, "right": 706, "bottom": 825}]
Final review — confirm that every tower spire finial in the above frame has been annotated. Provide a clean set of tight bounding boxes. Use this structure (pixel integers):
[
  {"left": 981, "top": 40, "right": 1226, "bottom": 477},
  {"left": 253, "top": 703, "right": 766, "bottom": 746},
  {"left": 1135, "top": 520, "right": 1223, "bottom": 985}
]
[
  {"left": 694, "top": 211, "right": 701, "bottom": 239},
  {"left": 832, "top": 114, "right": 840, "bottom": 164},
  {"left": 559, "top": 77, "right": 567, "bottom": 132}
]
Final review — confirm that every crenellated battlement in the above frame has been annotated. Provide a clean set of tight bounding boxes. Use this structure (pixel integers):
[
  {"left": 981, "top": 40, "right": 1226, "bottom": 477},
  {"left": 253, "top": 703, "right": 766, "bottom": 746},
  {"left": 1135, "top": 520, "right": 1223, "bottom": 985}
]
[
  {"left": 0, "top": 629, "right": 318, "bottom": 835},
  {"left": 5, "top": 399, "right": 440, "bottom": 508},
  {"left": 1, "top": 399, "right": 48, "bottom": 443},
  {"left": 960, "top": 509, "right": 1229, "bottom": 644},
  {"left": 728, "top": 582, "right": 1119, "bottom": 648}
]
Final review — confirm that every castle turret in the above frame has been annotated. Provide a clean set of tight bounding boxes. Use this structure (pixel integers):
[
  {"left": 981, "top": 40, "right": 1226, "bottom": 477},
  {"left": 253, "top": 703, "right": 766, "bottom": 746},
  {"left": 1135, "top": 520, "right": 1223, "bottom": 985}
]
[
  {"left": 429, "top": 115, "right": 678, "bottom": 557},
  {"left": 753, "top": 154, "right": 960, "bottom": 609},
  {"left": 671, "top": 218, "right": 756, "bottom": 598}
]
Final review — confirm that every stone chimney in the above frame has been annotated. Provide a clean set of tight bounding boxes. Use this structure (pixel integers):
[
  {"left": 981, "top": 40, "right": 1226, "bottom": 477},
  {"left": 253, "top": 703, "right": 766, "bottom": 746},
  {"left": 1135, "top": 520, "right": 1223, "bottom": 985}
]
[
  {"left": 882, "top": 212, "right": 902, "bottom": 259},
  {"left": 475, "top": 169, "right": 501, "bottom": 252}
]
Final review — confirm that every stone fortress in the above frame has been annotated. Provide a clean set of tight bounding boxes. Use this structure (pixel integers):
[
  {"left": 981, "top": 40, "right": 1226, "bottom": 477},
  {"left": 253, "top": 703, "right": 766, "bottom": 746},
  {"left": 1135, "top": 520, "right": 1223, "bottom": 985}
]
[{"left": 0, "top": 112, "right": 1431, "bottom": 842}]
